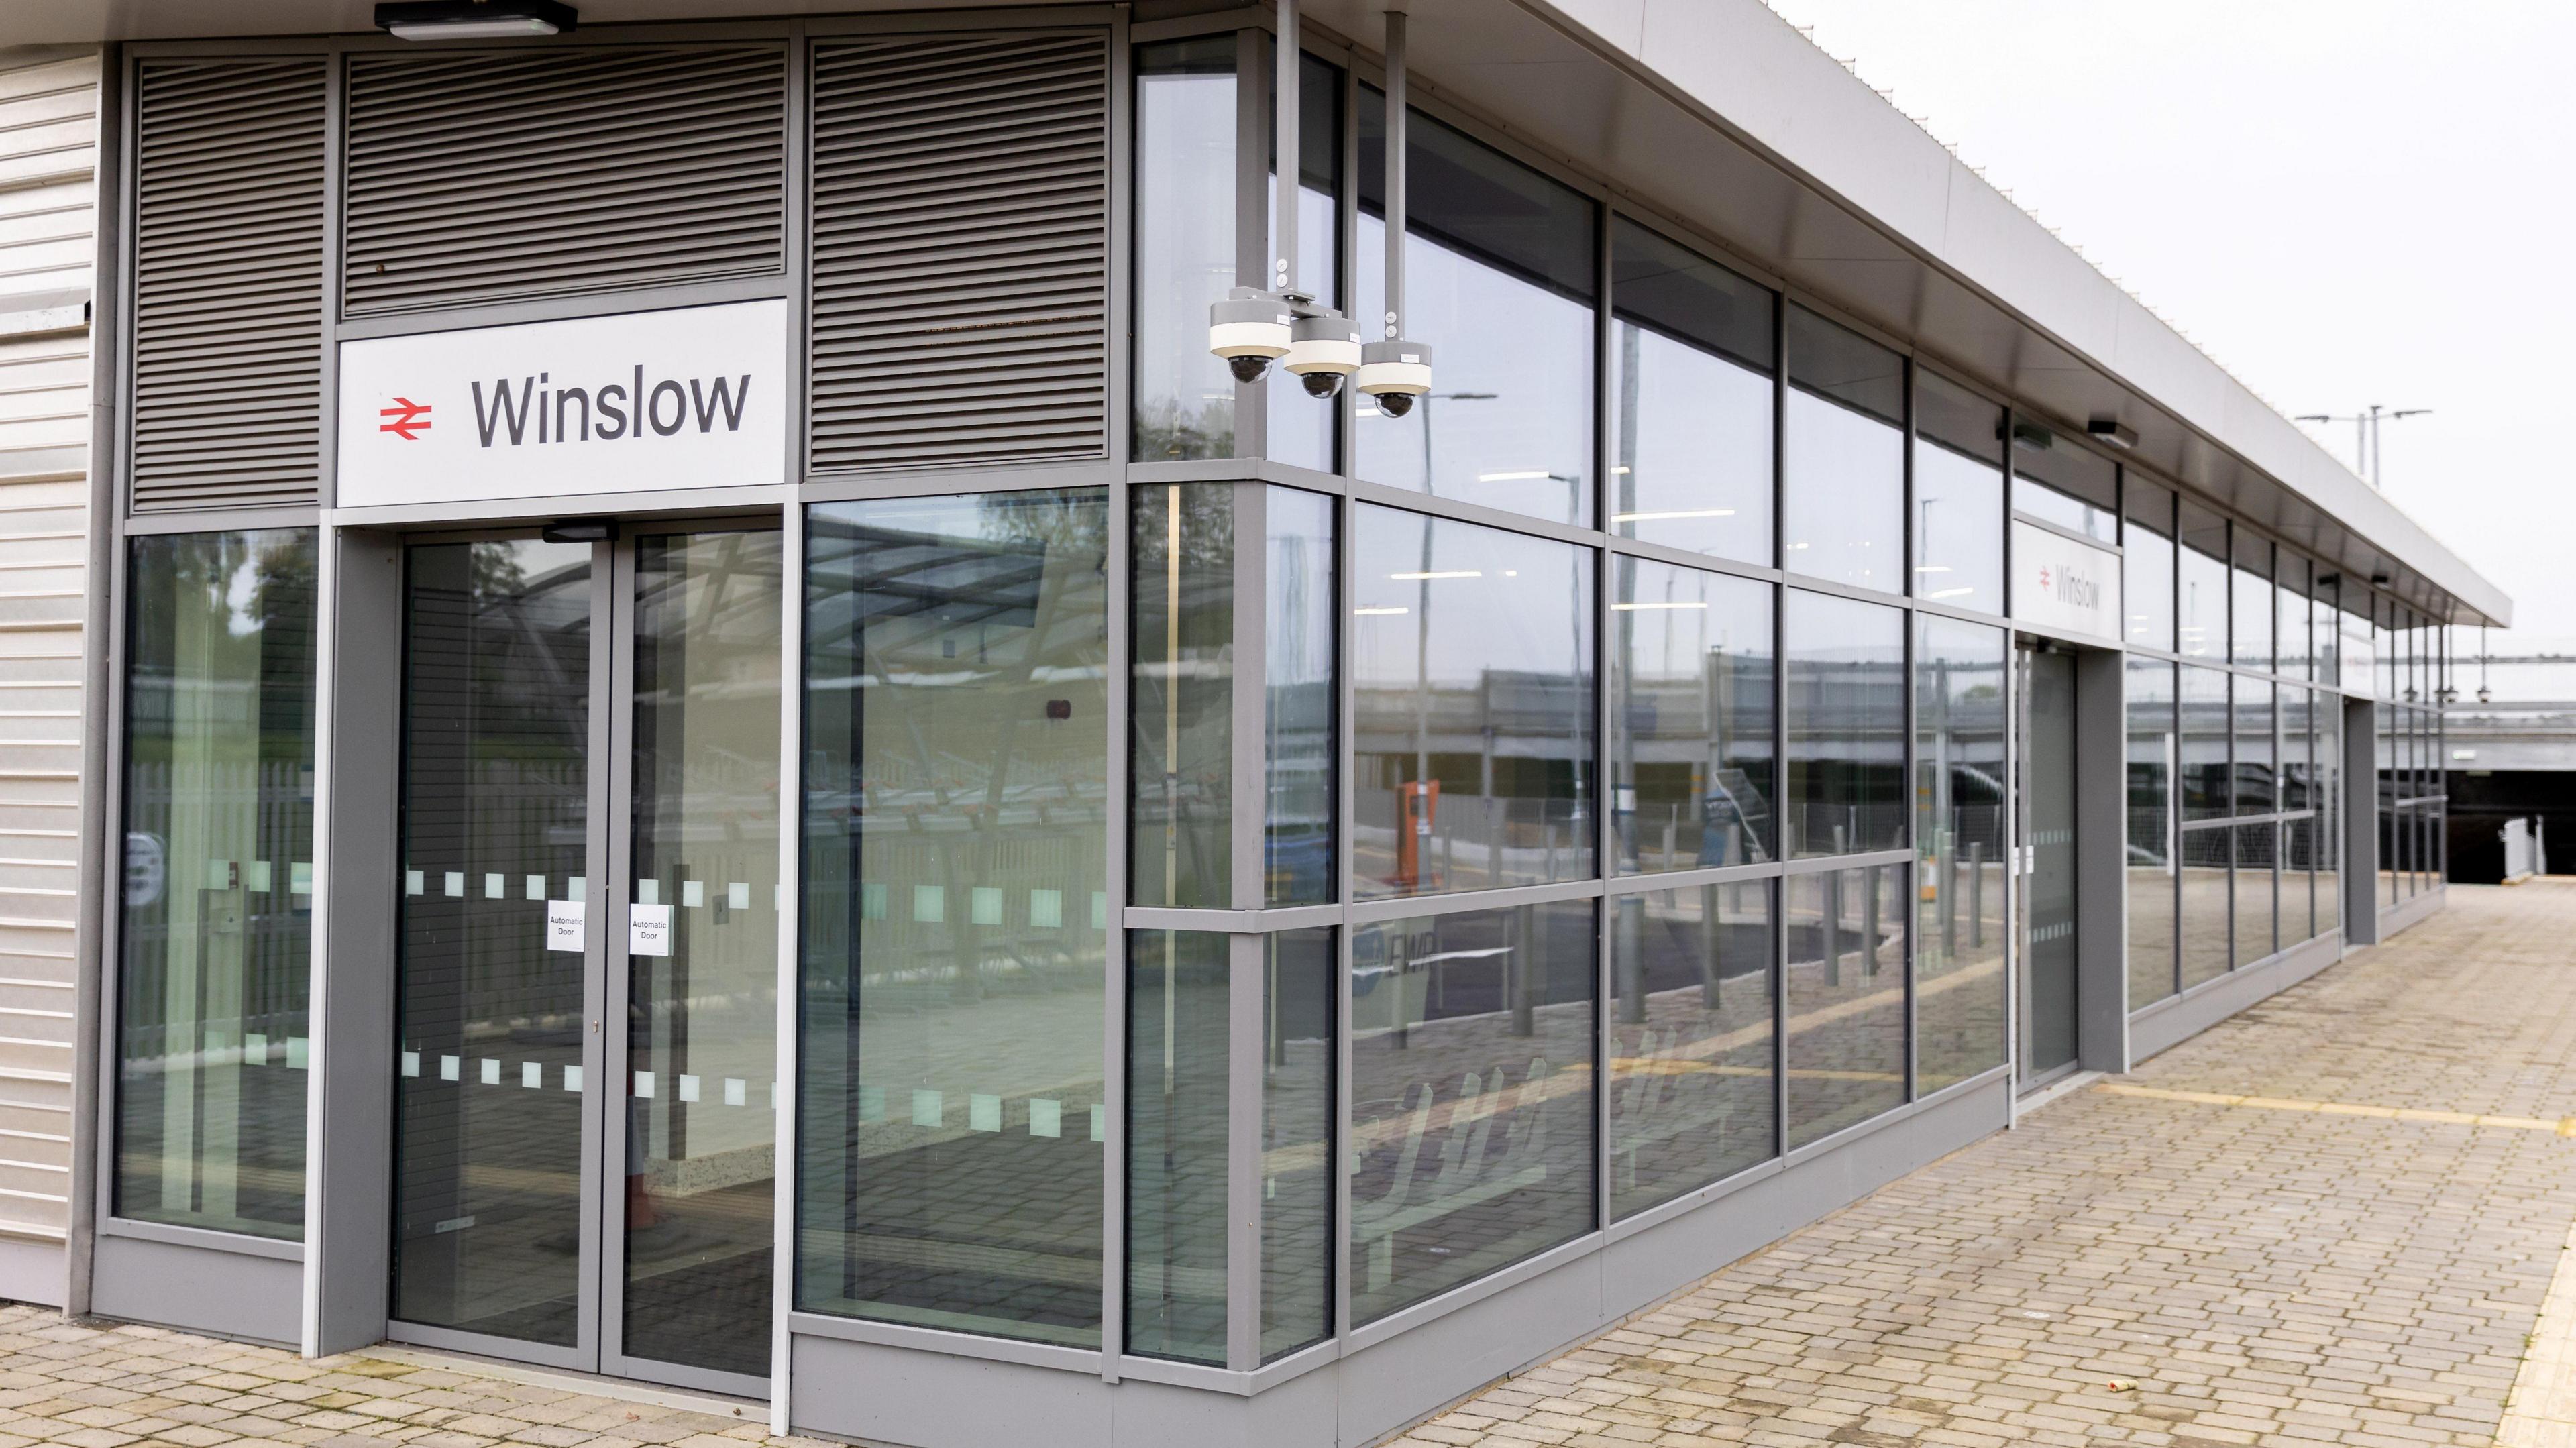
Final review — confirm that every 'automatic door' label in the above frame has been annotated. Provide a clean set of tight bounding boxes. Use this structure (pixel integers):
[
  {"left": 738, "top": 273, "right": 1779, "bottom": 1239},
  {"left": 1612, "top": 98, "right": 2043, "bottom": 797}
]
[{"left": 336, "top": 299, "right": 788, "bottom": 510}]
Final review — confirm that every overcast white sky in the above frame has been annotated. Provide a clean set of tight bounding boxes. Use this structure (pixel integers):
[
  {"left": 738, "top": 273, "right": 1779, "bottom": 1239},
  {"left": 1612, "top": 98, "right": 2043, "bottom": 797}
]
[{"left": 1760, "top": 0, "right": 2576, "bottom": 643}]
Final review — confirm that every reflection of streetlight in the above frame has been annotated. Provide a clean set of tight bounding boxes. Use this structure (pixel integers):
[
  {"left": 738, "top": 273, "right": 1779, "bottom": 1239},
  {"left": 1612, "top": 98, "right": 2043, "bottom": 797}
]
[{"left": 1410, "top": 391, "right": 1495, "bottom": 498}]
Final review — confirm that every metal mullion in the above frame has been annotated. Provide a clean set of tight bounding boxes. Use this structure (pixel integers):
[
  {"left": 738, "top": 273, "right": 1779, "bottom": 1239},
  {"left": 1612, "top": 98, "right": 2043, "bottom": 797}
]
[
  {"left": 1224, "top": 932, "right": 1263, "bottom": 1372},
  {"left": 1591, "top": 193, "right": 1613, "bottom": 1241},
  {"left": 1126, "top": 903, "right": 1341, "bottom": 934},
  {"left": 768, "top": 476, "right": 804, "bottom": 1429},
  {"left": 596, "top": 539, "right": 641, "bottom": 1378},
  {"left": 1345, "top": 477, "right": 1603, "bottom": 551},
  {"left": 1778, "top": 848, "right": 1913, "bottom": 876},
  {"left": 1601, "top": 532, "right": 1782, "bottom": 586},
  {"left": 1330, "top": 486, "right": 1356, "bottom": 1353},
  {"left": 2003, "top": 641, "right": 2021, "bottom": 1116},
  {"left": 1232, "top": 25, "right": 1267, "bottom": 463},
  {"left": 574, "top": 537, "right": 619, "bottom": 1372},
  {"left": 1344, "top": 877, "right": 1604, "bottom": 926},
  {"left": 1779, "top": 571, "right": 1913, "bottom": 613},
  {"left": 1102, "top": 392, "right": 1134, "bottom": 1386},
  {"left": 1603, "top": 860, "right": 1783, "bottom": 896},
  {"left": 1900, "top": 357, "right": 1918, "bottom": 1103},
  {"left": 1769, "top": 294, "right": 1787, "bottom": 1163}
]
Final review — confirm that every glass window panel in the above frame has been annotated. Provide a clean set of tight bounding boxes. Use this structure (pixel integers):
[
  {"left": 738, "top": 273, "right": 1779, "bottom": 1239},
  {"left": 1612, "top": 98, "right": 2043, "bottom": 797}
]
[
  {"left": 2178, "top": 502, "right": 2226, "bottom": 661},
  {"left": 623, "top": 531, "right": 784, "bottom": 1377},
  {"left": 2235, "top": 822, "right": 2276, "bottom": 966},
  {"left": 2284, "top": 815, "right": 2318, "bottom": 947},
  {"left": 1132, "top": 38, "right": 1241, "bottom": 462},
  {"left": 1266, "top": 487, "right": 1336, "bottom": 905},
  {"left": 1783, "top": 307, "right": 1903, "bottom": 592},
  {"left": 1131, "top": 484, "right": 1339, "bottom": 911},
  {"left": 1912, "top": 372, "right": 2004, "bottom": 614},
  {"left": 1784, "top": 864, "right": 1907, "bottom": 1148},
  {"left": 798, "top": 490, "right": 1110, "bottom": 1347},
  {"left": 1132, "top": 483, "right": 1234, "bottom": 908},
  {"left": 115, "top": 529, "right": 317, "bottom": 1241},
  {"left": 1265, "top": 46, "right": 1342, "bottom": 473},
  {"left": 1611, "top": 557, "right": 1774, "bottom": 873},
  {"left": 2126, "top": 659, "right": 2178, "bottom": 1009},
  {"left": 2279, "top": 687, "right": 2312, "bottom": 813},
  {"left": 2277, "top": 555, "right": 2312, "bottom": 679},
  {"left": 392, "top": 539, "right": 592, "bottom": 1342},
  {"left": 1349, "top": 901, "right": 1595, "bottom": 1325},
  {"left": 1784, "top": 590, "right": 1906, "bottom": 858},
  {"left": 2008, "top": 423, "right": 2118, "bottom": 542},
  {"left": 1609, "top": 883, "right": 1776, "bottom": 1219},
  {"left": 2318, "top": 571, "right": 2339, "bottom": 685},
  {"left": 2123, "top": 484, "right": 2176, "bottom": 653},
  {"left": 1261, "top": 927, "right": 1334, "bottom": 1361},
  {"left": 1353, "top": 506, "right": 1594, "bottom": 897},
  {"left": 2316, "top": 700, "right": 2342, "bottom": 936},
  {"left": 2234, "top": 676, "right": 2275, "bottom": 816},
  {"left": 1126, "top": 931, "right": 1230, "bottom": 1364},
  {"left": 2180, "top": 826, "right": 2231, "bottom": 990},
  {"left": 1914, "top": 617, "right": 2008, "bottom": 1089},
  {"left": 1356, "top": 91, "right": 1595, "bottom": 527},
  {"left": 1608, "top": 217, "right": 1775, "bottom": 565},
  {"left": 2232, "top": 537, "right": 2273, "bottom": 673},
  {"left": 2180, "top": 665, "right": 2230, "bottom": 823}
]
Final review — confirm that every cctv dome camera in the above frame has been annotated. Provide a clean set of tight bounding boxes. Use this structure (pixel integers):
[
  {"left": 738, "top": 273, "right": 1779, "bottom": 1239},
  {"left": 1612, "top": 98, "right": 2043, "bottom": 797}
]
[
  {"left": 1300, "top": 369, "right": 1344, "bottom": 398},
  {"left": 1358, "top": 339, "right": 1434, "bottom": 408},
  {"left": 1209, "top": 288, "right": 1291, "bottom": 383},
  {"left": 1285, "top": 312, "right": 1362, "bottom": 396}
]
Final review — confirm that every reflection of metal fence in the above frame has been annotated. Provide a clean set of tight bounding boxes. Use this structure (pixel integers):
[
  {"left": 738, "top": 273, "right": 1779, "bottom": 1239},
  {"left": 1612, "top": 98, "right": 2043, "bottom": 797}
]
[{"left": 118, "top": 758, "right": 312, "bottom": 1069}]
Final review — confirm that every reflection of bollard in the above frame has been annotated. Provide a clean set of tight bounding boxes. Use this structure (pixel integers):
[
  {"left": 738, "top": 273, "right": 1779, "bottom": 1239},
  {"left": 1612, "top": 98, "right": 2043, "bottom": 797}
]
[
  {"left": 1725, "top": 820, "right": 1741, "bottom": 867},
  {"left": 1663, "top": 810, "right": 1678, "bottom": 870},
  {"left": 1969, "top": 842, "right": 1984, "bottom": 949},
  {"left": 1941, "top": 828, "right": 1958, "bottom": 957},
  {"left": 1824, "top": 867, "right": 1844, "bottom": 986},
  {"left": 1512, "top": 903, "right": 1536, "bottom": 1037},
  {"left": 1864, "top": 867, "right": 1880, "bottom": 976},
  {"left": 1617, "top": 899, "right": 1645, "bottom": 1025},
  {"left": 1700, "top": 883, "right": 1723, "bottom": 1009}
]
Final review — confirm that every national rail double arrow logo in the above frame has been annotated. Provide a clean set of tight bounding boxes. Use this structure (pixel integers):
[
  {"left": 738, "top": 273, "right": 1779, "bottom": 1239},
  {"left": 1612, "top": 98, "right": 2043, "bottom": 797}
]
[{"left": 380, "top": 396, "right": 433, "bottom": 441}]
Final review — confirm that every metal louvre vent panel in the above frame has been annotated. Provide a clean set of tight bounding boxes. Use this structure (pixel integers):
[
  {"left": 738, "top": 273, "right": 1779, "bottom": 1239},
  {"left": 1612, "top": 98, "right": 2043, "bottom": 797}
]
[
  {"left": 343, "top": 46, "right": 786, "bottom": 315},
  {"left": 130, "top": 58, "right": 326, "bottom": 513},
  {"left": 810, "top": 32, "right": 1109, "bottom": 471}
]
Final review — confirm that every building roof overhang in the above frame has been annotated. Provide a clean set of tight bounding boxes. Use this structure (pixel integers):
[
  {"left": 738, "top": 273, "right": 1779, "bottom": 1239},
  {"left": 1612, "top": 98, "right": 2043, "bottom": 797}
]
[{"left": 3, "top": 0, "right": 2510, "bottom": 627}]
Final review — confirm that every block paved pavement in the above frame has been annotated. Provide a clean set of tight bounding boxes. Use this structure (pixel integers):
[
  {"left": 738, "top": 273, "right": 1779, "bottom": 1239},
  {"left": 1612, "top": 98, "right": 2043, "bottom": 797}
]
[
  {"left": 1384, "top": 883, "right": 2576, "bottom": 1448},
  {"left": 1, "top": 885, "right": 2571, "bottom": 1448}
]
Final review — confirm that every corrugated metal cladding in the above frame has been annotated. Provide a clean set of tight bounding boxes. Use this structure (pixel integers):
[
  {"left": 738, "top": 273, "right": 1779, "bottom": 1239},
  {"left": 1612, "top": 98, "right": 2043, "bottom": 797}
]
[
  {"left": 809, "top": 32, "right": 1110, "bottom": 471},
  {"left": 343, "top": 46, "right": 786, "bottom": 316},
  {"left": 0, "top": 44, "right": 99, "bottom": 1254},
  {"left": 129, "top": 58, "right": 326, "bottom": 514}
]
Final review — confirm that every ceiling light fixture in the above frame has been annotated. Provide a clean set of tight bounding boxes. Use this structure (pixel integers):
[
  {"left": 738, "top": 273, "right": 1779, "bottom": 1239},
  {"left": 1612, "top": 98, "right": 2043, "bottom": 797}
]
[{"left": 376, "top": 1, "right": 578, "bottom": 39}]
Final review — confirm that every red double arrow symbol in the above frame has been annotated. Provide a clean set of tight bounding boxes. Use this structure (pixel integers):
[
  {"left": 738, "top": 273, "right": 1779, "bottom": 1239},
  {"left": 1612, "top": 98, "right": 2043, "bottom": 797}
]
[{"left": 380, "top": 396, "right": 433, "bottom": 440}]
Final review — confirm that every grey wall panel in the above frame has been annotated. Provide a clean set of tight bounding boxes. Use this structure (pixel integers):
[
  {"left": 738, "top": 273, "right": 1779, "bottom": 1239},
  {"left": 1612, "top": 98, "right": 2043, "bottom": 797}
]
[
  {"left": 129, "top": 57, "right": 325, "bottom": 513},
  {"left": 789, "top": 1335, "right": 1112, "bottom": 1448},
  {"left": 92, "top": 1231, "right": 300, "bottom": 1343},
  {"left": 1602, "top": 1074, "right": 2005, "bottom": 1318},
  {"left": 342, "top": 46, "right": 785, "bottom": 316},
  {"left": 807, "top": 31, "right": 1109, "bottom": 471},
  {"left": 1336, "top": 1255, "right": 1602, "bottom": 1448},
  {"left": 2127, "top": 928, "right": 2341, "bottom": 1065},
  {"left": 2074, "top": 647, "right": 2129, "bottom": 1073}
]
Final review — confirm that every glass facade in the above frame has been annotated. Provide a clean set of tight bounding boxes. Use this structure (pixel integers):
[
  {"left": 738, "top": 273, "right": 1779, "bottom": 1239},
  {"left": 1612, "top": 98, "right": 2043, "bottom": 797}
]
[
  {"left": 115, "top": 529, "right": 317, "bottom": 1240},
  {"left": 798, "top": 490, "right": 1111, "bottom": 1347},
  {"left": 1912, "top": 372, "right": 2004, "bottom": 614},
  {"left": 98, "top": 30, "right": 2466, "bottom": 1391},
  {"left": 1783, "top": 308, "right": 1904, "bottom": 594},
  {"left": 1913, "top": 618, "right": 2007, "bottom": 1090}
]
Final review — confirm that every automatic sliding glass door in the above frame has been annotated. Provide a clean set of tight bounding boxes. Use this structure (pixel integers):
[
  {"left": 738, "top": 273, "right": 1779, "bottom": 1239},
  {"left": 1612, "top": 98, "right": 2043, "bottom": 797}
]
[{"left": 388, "top": 528, "right": 780, "bottom": 1393}]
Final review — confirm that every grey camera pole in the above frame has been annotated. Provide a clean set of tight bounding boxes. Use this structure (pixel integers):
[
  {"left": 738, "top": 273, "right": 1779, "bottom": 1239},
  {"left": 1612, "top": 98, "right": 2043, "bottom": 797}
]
[
  {"left": 1385, "top": 8, "right": 1407, "bottom": 339},
  {"left": 1275, "top": 0, "right": 1301, "bottom": 297}
]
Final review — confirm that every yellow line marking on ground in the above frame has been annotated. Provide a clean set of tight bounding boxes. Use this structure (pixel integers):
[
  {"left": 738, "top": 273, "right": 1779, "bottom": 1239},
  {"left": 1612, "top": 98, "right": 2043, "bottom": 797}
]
[
  {"left": 2500, "top": 1216, "right": 2576, "bottom": 1444},
  {"left": 2096, "top": 1082, "right": 2576, "bottom": 1135}
]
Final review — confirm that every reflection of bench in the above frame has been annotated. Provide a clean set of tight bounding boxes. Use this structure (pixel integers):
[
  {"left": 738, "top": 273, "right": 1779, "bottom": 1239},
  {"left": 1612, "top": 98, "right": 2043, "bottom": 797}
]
[
  {"left": 1351, "top": 1058, "right": 1556, "bottom": 1290},
  {"left": 1610, "top": 1023, "right": 1739, "bottom": 1196}
]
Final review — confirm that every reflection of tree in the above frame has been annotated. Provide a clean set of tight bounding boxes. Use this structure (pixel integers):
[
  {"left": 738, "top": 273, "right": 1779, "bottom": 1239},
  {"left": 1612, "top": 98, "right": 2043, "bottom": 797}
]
[{"left": 1134, "top": 397, "right": 1234, "bottom": 463}]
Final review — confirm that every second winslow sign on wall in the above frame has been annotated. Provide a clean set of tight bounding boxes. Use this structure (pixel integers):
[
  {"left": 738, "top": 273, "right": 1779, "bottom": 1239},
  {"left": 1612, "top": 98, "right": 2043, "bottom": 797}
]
[
  {"left": 2009, "top": 518, "right": 2122, "bottom": 643},
  {"left": 335, "top": 300, "right": 788, "bottom": 508}
]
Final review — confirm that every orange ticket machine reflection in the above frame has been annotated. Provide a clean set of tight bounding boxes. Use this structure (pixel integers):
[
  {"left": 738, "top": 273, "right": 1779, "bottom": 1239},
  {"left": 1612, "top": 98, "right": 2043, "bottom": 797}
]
[{"left": 1397, "top": 778, "right": 1440, "bottom": 889}]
